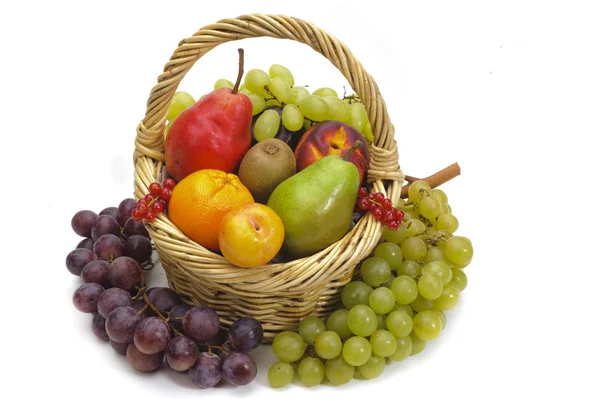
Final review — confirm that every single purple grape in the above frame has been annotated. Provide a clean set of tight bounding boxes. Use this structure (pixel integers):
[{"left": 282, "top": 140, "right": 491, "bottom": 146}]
[
  {"left": 77, "top": 237, "right": 95, "bottom": 251},
  {"left": 93, "top": 234, "right": 124, "bottom": 261},
  {"left": 228, "top": 317, "right": 264, "bottom": 352},
  {"left": 183, "top": 306, "right": 220, "bottom": 342},
  {"left": 108, "top": 256, "right": 142, "bottom": 291},
  {"left": 133, "top": 317, "right": 171, "bottom": 355},
  {"left": 148, "top": 287, "right": 183, "bottom": 314},
  {"left": 71, "top": 210, "right": 97, "bottom": 237},
  {"left": 110, "top": 339, "right": 129, "bottom": 355},
  {"left": 91, "top": 215, "right": 121, "bottom": 241},
  {"left": 126, "top": 343, "right": 163, "bottom": 372},
  {"left": 73, "top": 283, "right": 104, "bottom": 313},
  {"left": 222, "top": 351, "right": 257, "bottom": 386},
  {"left": 105, "top": 306, "right": 143, "bottom": 343},
  {"left": 166, "top": 336, "right": 198, "bottom": 372},
  {"left": 66, "top": 248, "right": 98, "bottom": 276},
  {"left": 124, "top": 235, "right": 153, "bottom": 264},
  {"left": 81, "top": 259, "right": 111, "bottom": 288},
  {"left": 92, "top": 312, "right": 109, "bottom": 341},
  {"left": 189, "top": 352, "right": 223, "bottom": 388},
  {"left": 123, "top": 217, "right": 150, "bottom": 239},
  {"left": 118, "top": 198, "right": 138, "bottom": 226},
  {"left": 99, "top": 206, "right": 119, "bottom": 221},
  {"left": 97, "top": 288, "right": 133, "bottom": 318}
]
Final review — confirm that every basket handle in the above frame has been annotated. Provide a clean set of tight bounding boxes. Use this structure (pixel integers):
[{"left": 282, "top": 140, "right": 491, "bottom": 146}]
[{"left": 134, "top": 14, "right": 403, "bottom": 192}]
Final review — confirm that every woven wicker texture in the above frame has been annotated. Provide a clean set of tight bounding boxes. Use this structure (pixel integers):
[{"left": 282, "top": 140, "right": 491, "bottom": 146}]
[{"left": 132, "top": 14, "right": 404, "bottom": 340}]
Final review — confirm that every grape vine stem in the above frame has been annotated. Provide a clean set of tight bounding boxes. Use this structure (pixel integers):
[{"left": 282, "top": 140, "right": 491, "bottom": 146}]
[{"left": 400, "top": 162, "right": 461, "bottom": 199}]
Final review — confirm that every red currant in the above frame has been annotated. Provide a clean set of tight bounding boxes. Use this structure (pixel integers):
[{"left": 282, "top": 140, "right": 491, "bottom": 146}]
[
  {"left": 149, "top": 182, "right": 162, "bottom": 196},
  {"left": 371, "top": 206, "right": 383, "bottom": 220},
  {"left": 151, "top": 200, "right": 165, "bottom": 215},
  {"left": 131, "top": 208, "right": 143, "bottom": 221},
  {"left": 367, "top": 193, "right": 376, "bottom": 201},
  {"left": 137, "top": 203, "right": 148, "bottom": 214},
  {"left": 144, "top": 193, "right": 155, "bottom": 203},
  {"left": 383, "top": 210, "right": 396, "bottom": 224},
  {"left": 144, "top": 212, "right": 155, "bottom": 222},
  {"left": 160, "top": 188, "right": 172, "bottom": 202},
  {"left": 374, "top": 192, "right": 385, "bottom": 202},
  {"left": 358, "top": 187, "right": 368, "bottom": 198},
  {"left": 382, "top": 198, "right": 393, "bottom": 210},
  {"left": 388, "top": 220, "right": 400, "bottom": 231},
  {"left": 138, "top": 198, "right": 148, "bottom": 207},
  {"left": 357, "top": 198, "right": 370, "bottom": 211},
  {"left": 395, "top": 209, "right": 405, "bottom": 222},
  {"left": 163, "top": 178, "right": 176, "bottom": 190}
]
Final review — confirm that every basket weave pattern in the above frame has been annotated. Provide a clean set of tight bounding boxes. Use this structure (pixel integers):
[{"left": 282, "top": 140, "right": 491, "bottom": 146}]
[{"left": 133, "top": 14, "right": 404, "bottom": 340}]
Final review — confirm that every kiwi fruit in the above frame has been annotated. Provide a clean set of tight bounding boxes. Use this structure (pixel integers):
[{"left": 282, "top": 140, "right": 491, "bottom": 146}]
[{"left": 238, "top": 139, "right": 296, "bottom": 203}]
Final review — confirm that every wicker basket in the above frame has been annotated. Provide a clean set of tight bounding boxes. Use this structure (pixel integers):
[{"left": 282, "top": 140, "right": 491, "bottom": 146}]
[{"left": 132, "top": 14, "right": 404, "bottom": 341}]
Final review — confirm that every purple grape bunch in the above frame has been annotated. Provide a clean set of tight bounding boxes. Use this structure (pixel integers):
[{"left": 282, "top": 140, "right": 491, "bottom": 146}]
[{"left": 67, "top": 198, "right": 264, "bottom": 386}]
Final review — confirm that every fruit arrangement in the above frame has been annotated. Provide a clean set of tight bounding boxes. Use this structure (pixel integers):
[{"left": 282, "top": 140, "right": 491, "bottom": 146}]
[{"left": 65, "top": 13, "right": 475, "bottom": 391}]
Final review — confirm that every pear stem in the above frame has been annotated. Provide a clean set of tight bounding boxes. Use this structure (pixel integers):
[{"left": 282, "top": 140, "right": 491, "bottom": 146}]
[
  {"left": 400, "top": 162, "right": 461, "bottom": 198},
  {"left": 231, "top": 48, "right": 244, "bottom": 94},
  {"left": 343, "top": 141, "right": 363, "bottom": 161}
]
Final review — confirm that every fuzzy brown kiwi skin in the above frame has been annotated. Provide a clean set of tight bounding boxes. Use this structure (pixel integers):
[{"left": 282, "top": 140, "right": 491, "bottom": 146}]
[{"left": 238, "top": 139, "right": 297, "bottom": 204}]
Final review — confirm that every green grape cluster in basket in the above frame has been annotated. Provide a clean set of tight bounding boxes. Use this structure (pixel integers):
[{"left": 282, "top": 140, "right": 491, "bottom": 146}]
[{"left": 268, "top": 180, "right": 473, "bottom": 387}]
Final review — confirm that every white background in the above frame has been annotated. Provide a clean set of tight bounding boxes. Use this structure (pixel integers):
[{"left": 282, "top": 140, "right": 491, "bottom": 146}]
[{"left": 2, "top": 0, "right": 599, "bottom": 398}]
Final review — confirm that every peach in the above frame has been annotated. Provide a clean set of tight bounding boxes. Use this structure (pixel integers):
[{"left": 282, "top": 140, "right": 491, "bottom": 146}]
[
  {"left": 218, "top": 203, "right": 285, "bottom": 268},
  {"left": 294, "top": 121, "right": 370, "bottom": 183}
]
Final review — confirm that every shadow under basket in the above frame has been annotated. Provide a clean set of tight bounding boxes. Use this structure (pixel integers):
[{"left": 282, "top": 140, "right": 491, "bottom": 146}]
[{"left": 132, "top": 14, "right": 404, "bottom": 341}]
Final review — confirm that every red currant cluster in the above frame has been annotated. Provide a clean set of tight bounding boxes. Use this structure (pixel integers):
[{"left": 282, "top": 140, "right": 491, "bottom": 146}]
[
  {"left": 131, "top": 178, "right": 176, "bottom": 223},
  {"left": 355, "top": 187, "right": 404, "bottom": 231}
]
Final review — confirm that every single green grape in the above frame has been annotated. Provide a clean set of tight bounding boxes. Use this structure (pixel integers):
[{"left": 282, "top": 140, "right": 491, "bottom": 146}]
[
  {"left": 347, "top": 304, "right": 378, "bottom": 337},
  {"left": 433, "top": 283, "right": 461, "bottom": 311},
  {"left": 426, "top": 226, "right": 438, "bottom": 236},
  {"left": 288, "top": 86, "right": 310, "bottom": 105},
  {"left": 368, "top": 287, "right": 396, "bottom": 314},
  {"left": 298, "top": 315, "right": 326, "bottom": 345},
  {"left": 254, "top": 109, "right": 280, "bottom": 142},
  {"left": 342, "top": 336, "right": 372, "bottom": 366},
  {"left": 214, "top": 78, "right": 234, "bottom": 90},
  {"left": 247, "top": 93, "right": 265, "bottom": 116},
  {"left": 323, "top": 96, "right": 350, "bottom": 122},
  {"left": 167, "top": 91, "right": 195, "bottom": 122},
  {"left": 357, "top": 355, "right": 385, "bottom": 379},
  {"left": 436, "top": 213, "right": 459, "bottom": 233},
  {"left": 413, "top": 310, "right": 443, "bottom": 341},
  {"left": 396, "top": 260, "right": 422, "bottom": 278},
  {"left": 362, "top": 121, "right": 374, "bottom": 142},
  {"left": 341, "top": 281, "right": 373, "bottom": 309},
  {"left": 432, "top": 189, "right": 448, "bottom": 204},
  {"left": 268, "top": 77, "right": 291, "bottom": 103},
  {"left": 432, "top": 310, "right": 446, "bottom": 330},
  {"left": 410, "top": 294, "right": 434, "bottom": 312},
  {"left": 360, "top": 257, "right": 391, "bottom": 287},
  {"left": 374, "top": 242, "right": 403, "bottom": 270},
  {"left": 422, "top": 261, "right": 453, "bottom": 284},
  {"left": 324, "top": 355, "right": 355, "bottom": 386},
  {"left": 313, "top": 331, "right": 342, "bottom": 360},
  {"left": 281, "top": 104, "right": 304, "bottom": 131},
  {"left": 400, "top": 237, "right": 427, "bottom": 261},
  {"left": 369, "top": 329, "right": 397, "bottom": 358},
  {"left": 418, "top": 273, "right": 444, "bottom": 300},
  {"left": 390, "top": 276, "right": 418, "bottom": 305},
  {"left": 407, "top": 180, "right": 432, "bottom": 204},
  {"left": 406, "top": 219, "right": 427, "bottom": 237},
  {"left": 419, "top": 197, "right": 442, "bottom": 221},
  {"left": 272, "top": 331, "right": 306, "bottom": 362},
  {"left": 391, "top": 303, "right": 414, "bottom": 318},
  {"left": 312, "top": 87, "right": 338, "bottom": 97},
  {"left": 297, "top": 357, "right": 325, "bottom": 387},
  {"left": 326, "top": 309, "right": 353, "bottom": 339},
  {"left": 424, "top": 246, "right": 448, "bottom": 263},
  {"left": 349, "top": 102, "right": 368, "bottom": 132},
  {"left": 268, "top": 64, "right": 294, "bottom": 86},
  {"left": 389, "top": 336, "right": 412, "bottom": 361},
  {"left": 450, "top": 268, "right": 468, "bottom": 291},
  {"left": 444, "top": 236, "right": 473, "bottom": 268},
  {"left": 403, "top": 211, "right": 419, "bottom": 221},
  {"left": 268, "top": 361, "right": 294, "bottom": 388},
  {"left": 298, "top": 95, "right": 329, "bottom": 122},
  {"left": 244, "top": 69, "right": 270, "bottom": 96},
  {"left": 409, "top": 331, "right": 427, "bottom": 355},
  {"left": 382, "top": 223, "right": 409, "bottom": 245},
  {"left": 386, "top": 310, "right": 413, "bottom": 337}
]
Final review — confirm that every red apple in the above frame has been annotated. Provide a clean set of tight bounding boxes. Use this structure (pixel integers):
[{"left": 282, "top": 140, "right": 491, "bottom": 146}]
[{"left": 294, "top": 121, "right": 370, "bottom": 182}]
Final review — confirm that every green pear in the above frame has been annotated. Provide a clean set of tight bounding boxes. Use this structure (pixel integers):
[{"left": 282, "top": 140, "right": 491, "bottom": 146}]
[{"left": 267, "top": 142, "right": 362, "bottom": 258}]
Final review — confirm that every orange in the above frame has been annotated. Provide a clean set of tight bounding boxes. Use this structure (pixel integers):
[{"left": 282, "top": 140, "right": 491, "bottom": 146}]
[{"left": 168, "top": 169, "right": 254, "bottom": 251}]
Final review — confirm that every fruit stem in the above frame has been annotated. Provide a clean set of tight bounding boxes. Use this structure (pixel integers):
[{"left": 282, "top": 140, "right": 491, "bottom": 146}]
[
  {"left": 343, "top": 141, "right": 363, "bottom": 161},
  {"left": 231, "top": 48, "right": 244, "bottom": 95},
  {"left": 401, "top": 162, "right": 461, "bottom": 198}
]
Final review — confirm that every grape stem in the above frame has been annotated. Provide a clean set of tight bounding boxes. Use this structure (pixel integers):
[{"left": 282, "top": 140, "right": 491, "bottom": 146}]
[
  {"left": 231, "top": 48, "right": 244, "bottom": 95},
  {"left": 401, "top": 162, "right": 461, "bottom": 199}
]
